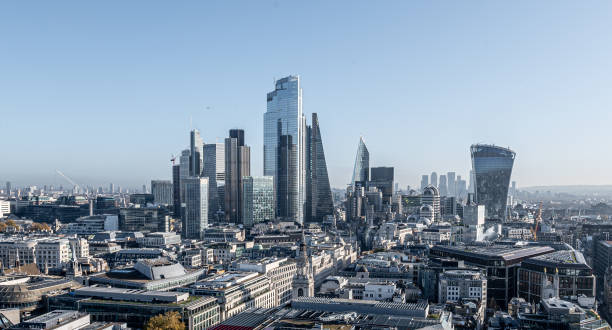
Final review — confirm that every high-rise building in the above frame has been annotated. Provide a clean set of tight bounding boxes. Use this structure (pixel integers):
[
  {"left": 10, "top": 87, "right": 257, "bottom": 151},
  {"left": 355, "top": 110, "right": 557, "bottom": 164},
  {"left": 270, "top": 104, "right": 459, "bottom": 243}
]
[
  {"left": 447, "top": 172, "right": 456, "bottom": 197},
  {"left": 190, "top": 129, "right": 203, "bottom": 177},
  {"left": 351, "top": 137, "right": 369, "bottom": 187},
  {"left": 5, "top": 182, "right": 10, "bottom": 196},
  {"left": 203, "top": 143, "right": 225, "bottom": 220},
  {"left": 172, "top": 165, "right": 181, "bottom": 216},
  {"left": 179, "top": 149, "right": 191, "bottom": 204},
  {"left": 183, "top": 177, "right": 209, "bottom": 239},
  {"left": 420, "top": 175, "right": 429, "bottom": 192},
  {"left": 242, "top": 176, "right": 275, "bottom": 227},
  {"left": 470, "top": 144, "right": 516, "bottom": 220},
  {"left": 277, "top": 135, "right": 298, "bottom": 220},
  {"left": 225, "top": 129, "right": 250, "bottom": 223},
  {"left": 430, "top": 172, "right": 438, "bottom": 188},
  {"left": 308, "top": 113, "right": 334, "bottom": 222},
  {"left": 368, "top": 167, "right": 394, "bottom": 203},
  {"left": 109, "top": 183, "right": 114, "bottom": 194},
  {"left": 151, "top": 180, "right": 173, "bottom": 205},
  {"left": 421, "top": 185, "right": 441, "bottom": 221},
  {"left": 439, "top": 175, "right": 448, "bottom": 196},
  {"left": 468, "top": 170, "right": 475, "bottom": 194},
  {"left": 264, "top": 75, "right": 306, "bottom": 224}
]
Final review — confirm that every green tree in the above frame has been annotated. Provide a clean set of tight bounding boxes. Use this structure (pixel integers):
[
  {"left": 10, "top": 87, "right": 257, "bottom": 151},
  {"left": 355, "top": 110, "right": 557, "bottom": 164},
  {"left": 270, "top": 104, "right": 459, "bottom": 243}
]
[{"left": 144, "top": 311, "right": 185, "bottom": 330}]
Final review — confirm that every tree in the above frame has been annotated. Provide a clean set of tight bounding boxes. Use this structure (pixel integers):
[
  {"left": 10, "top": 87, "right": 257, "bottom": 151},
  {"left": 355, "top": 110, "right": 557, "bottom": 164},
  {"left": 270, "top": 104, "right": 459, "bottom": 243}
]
[
  {"left": 144, "top": 311, "right": 185, "bottom": 330},
  {"left": 0, "top": 223, "right": 6, "bottom": 232},
  {"left": 30, "top": 222, "right": 51, "bottom": 232}
]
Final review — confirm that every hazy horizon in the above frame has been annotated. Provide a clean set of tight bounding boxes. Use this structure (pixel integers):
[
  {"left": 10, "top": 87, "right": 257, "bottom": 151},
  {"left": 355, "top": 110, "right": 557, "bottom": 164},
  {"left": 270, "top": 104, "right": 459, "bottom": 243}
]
[{"left": 2, "top": 1, "right": 612, "bottom": 189}]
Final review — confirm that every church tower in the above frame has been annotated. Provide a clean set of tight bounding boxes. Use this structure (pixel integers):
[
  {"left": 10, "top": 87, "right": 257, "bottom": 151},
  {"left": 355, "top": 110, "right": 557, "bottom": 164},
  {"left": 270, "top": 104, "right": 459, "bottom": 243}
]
[{"left": 292, "top": 231, "right": 314, "bottom": 300}]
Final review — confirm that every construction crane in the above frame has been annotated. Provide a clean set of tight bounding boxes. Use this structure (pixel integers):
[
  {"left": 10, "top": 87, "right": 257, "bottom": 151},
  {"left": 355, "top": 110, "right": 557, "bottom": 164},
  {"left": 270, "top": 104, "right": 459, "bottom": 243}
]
[
  {"left": 531, "top": 202, "right": 543, "bottom": 241},
  {"left": 170, "top": 154, "right": 177, "bottom": 165}
]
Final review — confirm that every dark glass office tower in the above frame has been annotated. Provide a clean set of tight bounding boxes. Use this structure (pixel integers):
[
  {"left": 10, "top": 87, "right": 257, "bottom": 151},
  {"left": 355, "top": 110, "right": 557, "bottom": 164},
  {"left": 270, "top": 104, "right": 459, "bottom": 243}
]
[
  {"left": 351, "top": 137, "right": 369, "bottom": 187},
  {"left": 172, "top": 164, "right": 181, "bottom": 216},
  {"left": 309, "top": 113, "right": 334, "bottom": 222},
  {"left": 368, "top": 167, "right": 394, "bottom": 203},
  {"left": 224, "top": 129, "right": 251, "bottom": 223},
  {"left": 189, "top": 129, "right": 203, "bottom": 177},
  {"left": 278, "top": 135, "right": 298, "bottom": 220},
  {"left": 470, "top": 144, "right": 516, "bottom": 220}
]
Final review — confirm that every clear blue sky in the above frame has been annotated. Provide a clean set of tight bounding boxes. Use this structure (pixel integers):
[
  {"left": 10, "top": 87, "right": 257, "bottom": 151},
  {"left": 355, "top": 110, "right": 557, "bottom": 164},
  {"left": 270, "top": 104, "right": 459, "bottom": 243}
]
[{"left": 2, "top": 1, "right": 612, "bottom": 189}]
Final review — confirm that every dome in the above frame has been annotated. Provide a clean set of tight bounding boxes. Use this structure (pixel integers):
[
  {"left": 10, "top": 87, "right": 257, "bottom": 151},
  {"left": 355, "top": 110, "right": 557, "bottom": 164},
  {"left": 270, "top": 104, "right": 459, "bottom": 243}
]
[{"left": 422, "top": 185, "right": 439, "bottom": 196}]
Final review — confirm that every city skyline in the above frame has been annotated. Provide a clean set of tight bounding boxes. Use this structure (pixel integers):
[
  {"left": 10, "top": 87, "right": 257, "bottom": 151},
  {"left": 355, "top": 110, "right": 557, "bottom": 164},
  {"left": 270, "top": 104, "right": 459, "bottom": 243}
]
[{"left": 3, "top": 1, "right": 612, "bottom": 188}]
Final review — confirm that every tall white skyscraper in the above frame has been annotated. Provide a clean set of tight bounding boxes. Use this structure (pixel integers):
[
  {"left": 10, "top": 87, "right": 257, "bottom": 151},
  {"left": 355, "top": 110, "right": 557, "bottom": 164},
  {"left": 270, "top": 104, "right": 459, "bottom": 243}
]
[
  {"left": 264, "top": 75, "right": 306, "bottom": 224},
  {"left": 183, "top": 177, "right": 209, "bottom": 239}
]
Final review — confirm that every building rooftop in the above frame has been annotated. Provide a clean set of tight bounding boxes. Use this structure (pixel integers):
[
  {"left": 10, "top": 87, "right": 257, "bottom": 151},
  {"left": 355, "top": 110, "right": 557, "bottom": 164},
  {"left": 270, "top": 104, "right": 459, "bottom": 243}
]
[
  {"left": 524, "top": 250, "right": 590, "bottom": 269},
  {"left": 192, "top": 272, "right": 259, "bottom": 290},
  {"left": 431, "top": 245, "right": 554, "bottom": 262}
]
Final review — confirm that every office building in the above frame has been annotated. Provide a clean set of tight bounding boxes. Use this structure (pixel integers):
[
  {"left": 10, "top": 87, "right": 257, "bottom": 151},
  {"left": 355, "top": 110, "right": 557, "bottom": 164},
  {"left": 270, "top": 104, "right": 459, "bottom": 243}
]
[
  {"left": 438, "top": 269, "right": 487, "bottom": 303},
  {"left": 178, "top": 149, "right": 191, "bottom": 217},
  {"left": 351, "top": 137, "right": 369, "bottom": 187},
  {"left": 172, "top": 164, "right": 181, "bottom": 216},
  {"left": 12, "top": 310, "right": 91, "bottom": 329},
  {"left": 182, "top": 272, "right": 276, "bottom": 321},
  {"left": 237, "top": 257, "right": 297, "bottom": 306},
  {"left": 430, "top": 172, "right": 438, "bottom": 188},
  {"left": 49, "top": 287, "right": 220, "bottom": 330},
  {"left": 420, "top": 175, "right": 429, "bottom": 192},
  {"left": 224, "top": 129, "right": 250, "bottom": 223},
  {"left": 308, "top": 113, "right": 334, "bottom": 222},
  {"left": 447, "top": 172, "right": 456, "bottom": 197},
  {"left": 0, "top": 200, "right": 10, "bottom": 217},
  {"left": 190, "top": 129, "right": 203, "bottom": 177},
  {"left": 151, "top": 180, "right": 173, "bottom": 205},
  {"left": 183, "top": 177, "right": 209, "bottom": 239},
  {"left": 438, "top": 175, "right": 448, "bottom": 196},
  {"left": 470, "top": 144, "right": 516, "bottom": 220},
  {"left": 463, "top": 204, "right": 485, "bottom": 242},
  {"left": 518, "top": 250, "right": 595, "bottom": 304},
  {"left": 431, "top": 245, "right": 554, "bottom": 308},
  {"left": 119, "top": 207, "right": 169, "bottom": 233},
  {"left": 203, "top": 143, "right": 225, "bottom": 220},
  {"left": 369, "top": 167, "right": 394, "bottom": 203},
  {"left": 421, "top": 186, "right": 441, "bottom": 222},
  {"left": 242, "top": 176, "right": 274, "bottom": 227},
  {"left": 264, "top": 75, "right": 306, "bottom": 224}
]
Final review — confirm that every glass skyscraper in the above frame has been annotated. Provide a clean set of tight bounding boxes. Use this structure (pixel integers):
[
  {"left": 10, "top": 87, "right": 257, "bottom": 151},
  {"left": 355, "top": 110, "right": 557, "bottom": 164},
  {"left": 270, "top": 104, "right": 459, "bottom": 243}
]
[
  {"left": 309, "top": 113, "right": 334, "bottom": 222},
  {"left": 351, "top": 137, "right": 369, "bottom": 187},
  {"left": 242, "top": 176, "right": 274, "bottom": 227},
  {"left": 183, "top": 176, "right": 208, "bottom": 239},
  {"left": 225, "top": 129, "right": 250, "bottom": 223},
  {"left": 264, "top": 75, "right": 306, "bottom": 224},
  {"left": 470, "top": 144, "right": 516, "bottom": 220}
]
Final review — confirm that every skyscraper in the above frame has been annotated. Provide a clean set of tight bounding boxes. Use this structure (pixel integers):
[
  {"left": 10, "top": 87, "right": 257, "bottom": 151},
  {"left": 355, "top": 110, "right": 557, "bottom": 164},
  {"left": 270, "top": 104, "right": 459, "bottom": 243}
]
[
  {"left": 203, "top": 143, "right": 225, "bottom": 220},
  {"left": 225, "top": 129, "right": 251, "bottom": 223},
  {"left": 242, "top": 176, "right": 274, "bottom": 227},
  {"left": 447, "top": 172, "right": 456, "bottom": 197},
  {"left": 351, "top": 137, "right": 369, "bottom": 187},
  {"left": 151, "top": 180, "right": 173, "bottom": 205},
  {"left": 439, "top": 175, "right": 448, "bottom": 196},
  {"left": 430, "top": 172, "right": 438, "bottom": 188},
  {"left": 179, "top": 149, "right": 191, "bottom": 214},
  {"left": 5, "top": 182, "right": 10, "bottom": 196},
  {"left": 264, "top": 75, "right": 306, "bottom": 224},
  {"left": 190, "top": 129, "right": 203, "bottom": 177},
  {"left": 470, "top": 144, "right": 516, "bottom": 220},
  {"left": 420, "top": 175, "right": 429, "bottom": 191},
  {"left": 369, "top": 167, "right": 394, "bottom": 203},
  {"left": 309, "top": 113, "right": 334, "bottom": 222},
  {"left": 277, "top": 135, "right": 298, "bottom": 220},
  {"left": 183, "top": 177, "right": 208, "bottom": 239},
  {"left": 172, "top": 164, "right": 181, "bottom": 216}
]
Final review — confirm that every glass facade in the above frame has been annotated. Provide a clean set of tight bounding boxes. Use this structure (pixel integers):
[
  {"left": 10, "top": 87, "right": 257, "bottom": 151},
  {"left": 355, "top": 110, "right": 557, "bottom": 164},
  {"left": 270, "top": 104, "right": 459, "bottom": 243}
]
[
  {"left": 264, "top": 75, "right": 305, "bottom": 224},
  {"left": 183, "top": 177, "right": 208, "bottom": 239},
  {"left": 351, "top": 137, "right": 369, "bottom": 187},
  {"left": 309, "top": 113, "right": 334, "bottom": 221},
  {"left": 242, "top": 176, "right": 274, "bottom": 227},
  {"left": 470, "top": 144, "right": 516, "bottom": 220}
]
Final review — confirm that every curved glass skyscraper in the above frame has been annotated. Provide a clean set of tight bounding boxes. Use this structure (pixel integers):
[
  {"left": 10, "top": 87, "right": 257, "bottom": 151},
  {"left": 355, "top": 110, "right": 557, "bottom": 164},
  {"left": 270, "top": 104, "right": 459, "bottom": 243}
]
[
  {"left": 470, "top": 144, "right": 516, "bottom": 220},
  {"left": 351, "top": 137, "right": 369, "bottom": 187}
]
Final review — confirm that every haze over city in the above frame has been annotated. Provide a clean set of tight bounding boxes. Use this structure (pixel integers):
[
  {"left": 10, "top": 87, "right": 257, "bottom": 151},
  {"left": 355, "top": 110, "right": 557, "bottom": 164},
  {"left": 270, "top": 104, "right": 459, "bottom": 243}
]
[{"left": 2, "top": 1, "right": 612, "bottom": 189}]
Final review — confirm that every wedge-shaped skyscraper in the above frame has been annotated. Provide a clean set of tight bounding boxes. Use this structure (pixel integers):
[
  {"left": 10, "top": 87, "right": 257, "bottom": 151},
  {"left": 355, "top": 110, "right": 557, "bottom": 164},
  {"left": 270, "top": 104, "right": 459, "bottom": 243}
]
[
  {"left": 470, "top": 144, "right": 516, "bottom": 220},
  {"left": 309, "top": 113, "right": 334, "bottom": 222}
]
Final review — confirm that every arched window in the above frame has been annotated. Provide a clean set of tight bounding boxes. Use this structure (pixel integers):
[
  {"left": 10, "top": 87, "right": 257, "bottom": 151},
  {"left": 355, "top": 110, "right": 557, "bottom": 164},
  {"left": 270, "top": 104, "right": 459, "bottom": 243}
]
[{"left": 298, "top": 288, "right": 304, "bottom": 297}]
